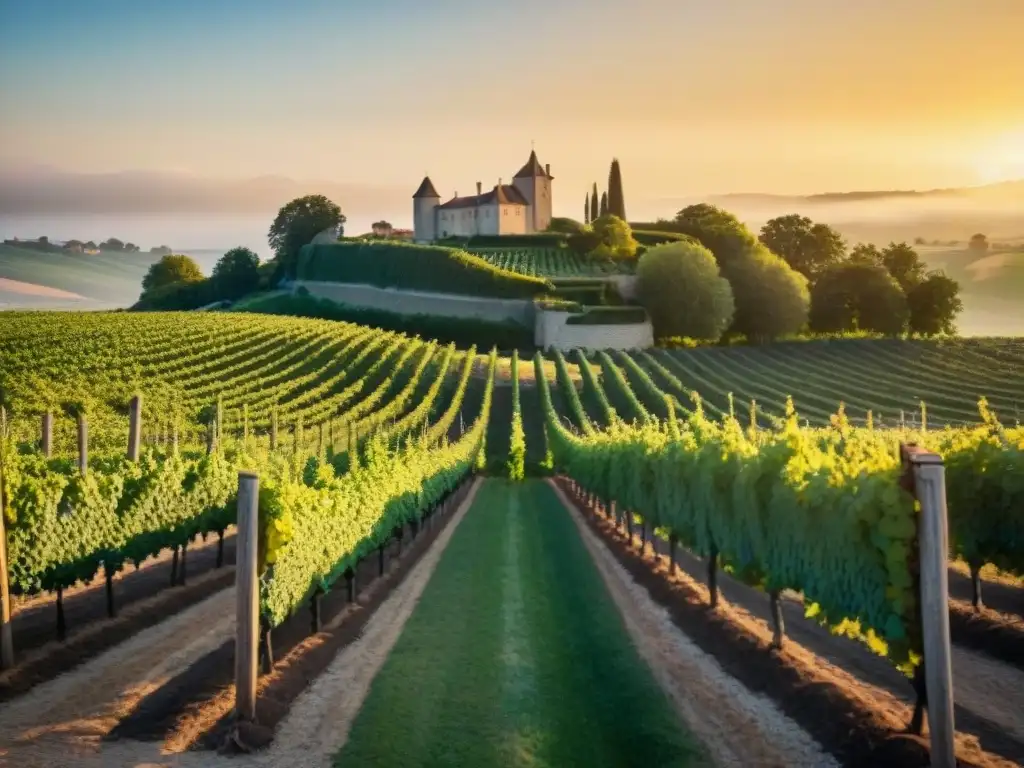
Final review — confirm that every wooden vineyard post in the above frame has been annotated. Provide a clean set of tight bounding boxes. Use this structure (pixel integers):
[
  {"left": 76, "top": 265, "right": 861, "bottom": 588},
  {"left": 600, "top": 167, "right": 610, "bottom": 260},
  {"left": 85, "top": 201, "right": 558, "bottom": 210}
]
[
  {"left": 127, "top": 394, "right": 142, "bottom": 462},
  {"left": 234, "top": 471, "right": 259, "bottom": 723},
  {"left": 901, "top": 444, "right": 955, "bottom": 768},
  {"left": 0, "top": 442, "right": 14, "bottom": 669},
  {"left": 77, "top": 413, "right": 89, "bottom": 476},
  {"left": 41, "top": 411, "right": 53, "bottom": 458}
]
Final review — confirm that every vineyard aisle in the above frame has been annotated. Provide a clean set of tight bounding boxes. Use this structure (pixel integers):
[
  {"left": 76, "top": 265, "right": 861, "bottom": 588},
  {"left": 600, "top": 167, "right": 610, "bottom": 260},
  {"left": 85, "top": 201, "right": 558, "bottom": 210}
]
[{"left": 337, "top": 479, "right": 815, "bottom": 768}]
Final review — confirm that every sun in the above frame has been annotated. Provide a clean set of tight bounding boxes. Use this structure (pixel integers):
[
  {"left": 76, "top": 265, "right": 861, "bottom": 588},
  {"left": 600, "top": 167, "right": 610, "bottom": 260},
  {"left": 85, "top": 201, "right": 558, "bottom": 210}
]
[{"left": 974, "top": 130, "right": 1024, "bottom": 183}]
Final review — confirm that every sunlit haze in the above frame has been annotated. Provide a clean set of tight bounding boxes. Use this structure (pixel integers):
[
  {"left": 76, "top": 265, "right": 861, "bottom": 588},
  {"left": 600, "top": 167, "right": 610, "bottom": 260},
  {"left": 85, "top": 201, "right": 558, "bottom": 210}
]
[{"left": 2, "top": 0, "right": 1023, "bottom": 204}]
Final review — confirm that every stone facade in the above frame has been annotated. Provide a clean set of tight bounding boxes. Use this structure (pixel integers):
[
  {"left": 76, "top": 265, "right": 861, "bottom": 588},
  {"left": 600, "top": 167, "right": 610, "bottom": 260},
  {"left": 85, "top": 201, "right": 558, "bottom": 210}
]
[{"left": 412, "top": 149, "right": 554, "bottom": 242}]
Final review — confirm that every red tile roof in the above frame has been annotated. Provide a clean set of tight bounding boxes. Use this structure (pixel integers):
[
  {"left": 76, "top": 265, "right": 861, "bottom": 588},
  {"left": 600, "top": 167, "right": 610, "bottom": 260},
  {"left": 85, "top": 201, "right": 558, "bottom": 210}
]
[{"left": 436, "top": 184, "right": 527, "bottom": 210}]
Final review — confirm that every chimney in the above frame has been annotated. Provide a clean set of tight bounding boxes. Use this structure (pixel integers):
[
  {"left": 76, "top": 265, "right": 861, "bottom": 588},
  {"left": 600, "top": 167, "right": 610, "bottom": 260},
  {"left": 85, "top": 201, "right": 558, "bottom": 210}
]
[
  {"left": 545, "top": 163, "right": 550, "bottom": 176},
  {"left": 454, "top": 191, "right": 458, "bottom": 198},
  {"left": 498, "top": 177, "right": 503, "bottom": 188},
  {"left": 476, "top": 181, "right": 482, "bottom": 196}
]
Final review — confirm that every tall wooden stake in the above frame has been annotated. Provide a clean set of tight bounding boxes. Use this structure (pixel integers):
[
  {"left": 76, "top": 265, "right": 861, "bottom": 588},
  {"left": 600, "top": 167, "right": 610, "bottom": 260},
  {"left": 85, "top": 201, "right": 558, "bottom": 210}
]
[
  {"left": 127, "top": 395, "right": 142, "bottom": 462},
  {"left": 902, "top": 444, "right": 955, "bottom": 768},
  {"left": 235, "top": 472, "right": 260, "bottom": 722}
]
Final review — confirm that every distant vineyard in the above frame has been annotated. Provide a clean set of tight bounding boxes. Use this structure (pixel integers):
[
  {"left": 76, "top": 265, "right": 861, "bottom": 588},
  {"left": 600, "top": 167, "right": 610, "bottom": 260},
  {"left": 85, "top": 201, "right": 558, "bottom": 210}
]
[{"left": 468, "top": 246, "right": 634, "bottom": 278}]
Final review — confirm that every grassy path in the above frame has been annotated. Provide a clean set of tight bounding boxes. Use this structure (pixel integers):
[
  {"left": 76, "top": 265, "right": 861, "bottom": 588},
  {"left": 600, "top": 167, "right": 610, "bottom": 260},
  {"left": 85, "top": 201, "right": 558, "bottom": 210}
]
[{"left": 335, "top": 479, "right": 700, "bottom": 768}]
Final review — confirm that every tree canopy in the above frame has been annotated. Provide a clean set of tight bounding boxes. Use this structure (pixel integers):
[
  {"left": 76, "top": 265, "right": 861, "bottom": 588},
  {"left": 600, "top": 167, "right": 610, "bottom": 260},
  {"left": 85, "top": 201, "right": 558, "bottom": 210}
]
[
  {"left": 636, "top": 240, "right": 734, "bottom": 340},
  {"left": 759, "top": 214, "right": 846, "bottom": 283},
  {"left": 810, "top": 261, "right": 908, "bottom": 335},
  {"left": 908, "top": 272, "right": 962, "bottom": 336},
  {"left": 607, "top": 158, "right": 626, "bottom": 220},
  {"left": 589, "top": 184, "right": 599, "bottom": 223},
  {"left": 547, "top": 217, "right": 586, "bottom": 235},
  {"left": 268, "top": 195, "right": 345, "bottom": 279},
  {"left": 212, "top": 247, "right": 261, "bottom": 300},
  {"left": 141, "top": 254, "right": 204, "bottom": 293},
  {"left": 589, "top": 214, "right": 639, "bottom": 261},
  {"left": 969, "top": 233, "right": 989, "bottom": 254}
]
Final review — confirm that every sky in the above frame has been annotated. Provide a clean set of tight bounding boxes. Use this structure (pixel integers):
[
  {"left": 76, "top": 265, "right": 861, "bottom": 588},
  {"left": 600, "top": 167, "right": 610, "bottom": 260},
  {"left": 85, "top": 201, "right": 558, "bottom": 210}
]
[{"left": 2, "top": 0, "right": 1024, "bottom": 210}]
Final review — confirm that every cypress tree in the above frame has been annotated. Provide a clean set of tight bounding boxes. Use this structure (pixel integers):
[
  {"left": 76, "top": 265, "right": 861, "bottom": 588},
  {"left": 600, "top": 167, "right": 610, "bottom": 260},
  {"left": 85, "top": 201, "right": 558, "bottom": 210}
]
[
  {"left": 608, "top": 158, "right": 626, "bottom": 219},
  {"left": 590, "top": 183, "right": 599, "bottom": 223},
  {"left": 600, "top": 191, "right": 609, "bottom": 217},
  {"left": 585, "top": 195, "right": 590, "bottom": 224}
]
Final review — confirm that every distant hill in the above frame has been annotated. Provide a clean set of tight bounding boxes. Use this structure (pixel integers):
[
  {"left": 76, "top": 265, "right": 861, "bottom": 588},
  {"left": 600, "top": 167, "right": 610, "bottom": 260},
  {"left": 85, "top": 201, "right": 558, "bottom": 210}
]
[
  {"left": 0, "top": 165, "right": 408, "bottom": 217},
  {"left": 711, "top": 179, "right": 1024, "bottom": 206}
]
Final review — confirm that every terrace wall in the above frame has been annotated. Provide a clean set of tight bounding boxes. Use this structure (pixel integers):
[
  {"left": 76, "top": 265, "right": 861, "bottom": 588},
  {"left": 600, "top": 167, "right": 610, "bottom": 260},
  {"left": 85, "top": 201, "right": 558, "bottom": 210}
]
[
  {"left": 534, "top": 308, "right": 654, "bottom": 351},
  {"left": 296, "top": 281, "right": 534, "bottom": 325}
]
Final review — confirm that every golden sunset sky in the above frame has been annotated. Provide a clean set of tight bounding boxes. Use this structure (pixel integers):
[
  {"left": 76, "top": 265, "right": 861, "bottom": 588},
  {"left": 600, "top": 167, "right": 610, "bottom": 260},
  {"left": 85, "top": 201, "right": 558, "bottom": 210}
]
[{"left": 2, "top": 0, "right": 1022, "bottom": 202}]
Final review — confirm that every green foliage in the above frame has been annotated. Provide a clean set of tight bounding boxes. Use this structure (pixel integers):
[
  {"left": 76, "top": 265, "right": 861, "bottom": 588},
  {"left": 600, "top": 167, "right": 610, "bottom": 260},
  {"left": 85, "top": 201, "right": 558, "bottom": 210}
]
[
  {"left": 551, "top": 350, "right": 593, "bottom": 435},
  {"left": 564, "top": 306, "right": 648, "bottom": 325},
  {"left": 470, "top": 246, "right": 631, "bottom": 278},
  {"left": 546, "top": 217, "right": 587, "bottom": 235},
  {"left": 589, "top": 215, "right": 638, "bottom": 262},
  {"left": 141, "top": 254, "right": 204, "bottom": 293},
  {"left": 759, "top": 214, "right": 847, "bottom": 283},
  {"left": 212, "top": 247, "right": 261, "bottom": 301},
  {"left": 457, "top": 233, "right": 568, "bottom": 248},
  {"left": 879, "top": 242, "right": 927, "bottom": 294},
  {"left": 599, "top": 191, "right": 609, "bottom": 217},
  {"left": 134, "top": 278, "right": 213, "bottom": 311},
  {"left": 607, "top": 158, "right": 626, "bottom": 220},
  {"left": 811, "top": 262, "right": 909, "bottom": 335},
  {"left": 537, "top": 374, "right": 926, "bottom": 673},
  {"left": 297, "top": 241, "right": 551, "bottom": 299},
  {"left": 907, "top": 272, "right": 962, "bottom": 336},
  {"left": 631, "top": 230, "right": 698, "bottom": 247},
  {"left": 590, "top": 183, "right": 599, "bottom": 223},
  {"left": 506, "top": 351, "right": 526, "bottom": 481},
  {"left": 574, "top": 349, "right": 616, "bottom": 428},
  {"left": 269, "top": 194, "right": 346, "bottom": 279},
  {"left": 596, "top": 351, "right": 650, "bottom": 425},
  {"left": 724, "top": 244, "right": 810, "bottom": 341},
  {"left": 636, "top": 240, "right": 735, "bottom": 341},
  {"left": 234, "top": 291, "right": 535, "bottom": 350}
]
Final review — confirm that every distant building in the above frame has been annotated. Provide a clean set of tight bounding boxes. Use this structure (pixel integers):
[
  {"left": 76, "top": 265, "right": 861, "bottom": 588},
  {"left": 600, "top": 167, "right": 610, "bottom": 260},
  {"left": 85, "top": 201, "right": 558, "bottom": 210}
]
[{"left": 412, "top": 149, "right": 554, "bottom": 242}]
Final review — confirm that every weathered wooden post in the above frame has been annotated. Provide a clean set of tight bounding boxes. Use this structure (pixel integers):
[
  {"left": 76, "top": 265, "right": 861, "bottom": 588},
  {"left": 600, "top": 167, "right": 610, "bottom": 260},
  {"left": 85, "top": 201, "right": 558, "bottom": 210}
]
[
  {"left": 0, "top": 442, "right": 14, "bottom": 669},
  {"left": 234, "top": 471, "right": 259, "bottom": 723},
  {"left": 902, "top": 444, "right": 955, "bottom": 768},
  {"left": 127, "top": 394, "right": 142, "bottom": 462},
  {"left": 41, "top": 411, "right": 53, "bottom": 458},
  {"left": 77, "top": 412, "right": 89, "bottom": 476}
]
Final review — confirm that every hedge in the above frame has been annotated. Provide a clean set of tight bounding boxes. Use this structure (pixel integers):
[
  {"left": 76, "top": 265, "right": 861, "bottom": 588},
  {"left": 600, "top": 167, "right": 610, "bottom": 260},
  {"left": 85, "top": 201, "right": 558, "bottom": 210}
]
[
  {"left": 297, "top": 241, "right": 551, "bottom": 299},
  {"left": 565, "top": 306, "right": 649, "bottom": 325},
  {"left": 631, "top": 230, "right": 699, "bottom": 247},
  {"left": 235, "top": 291, "right": 536, "bottom": 350}
]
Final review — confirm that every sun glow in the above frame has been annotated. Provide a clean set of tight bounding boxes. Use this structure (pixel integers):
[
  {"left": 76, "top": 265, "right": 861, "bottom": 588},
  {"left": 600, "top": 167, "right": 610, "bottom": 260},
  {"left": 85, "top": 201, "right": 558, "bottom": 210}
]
[{"left": 974, "top": 130, "right": 1024, "bottom": 183}]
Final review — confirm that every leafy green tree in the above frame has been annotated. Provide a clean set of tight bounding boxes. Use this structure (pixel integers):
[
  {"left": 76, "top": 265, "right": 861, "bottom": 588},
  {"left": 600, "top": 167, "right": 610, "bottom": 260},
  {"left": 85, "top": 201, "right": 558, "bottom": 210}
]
[
  {"left": 671, "top": 205, "right": 808, "bottom": 339},
  {"left": 141, "top": 253, "right": 204, "bottom": 293},
  {"left": 878, "top": 242, "right": 927, "bottom": 293},
  {"left": 590, "top": 214, "right": 639, "bottom": 261},
  {"left": 636, "top": 240, "right": 734, "bottom": 340},
  {"left": 607, "top": 158, "right": 626, "bottom": 220},
  {"left": 726, "top": 244, "right": 810, "bottom": 341},
  {"left": 149, "top": 245, "right": 172, "bottom": 255},
  {"left": 590, "top": 183, "right": 599, "bottom": 223},
  {"left": 83, "top": 241, "right": 97, "bottom": 250},
  {"left": 908, "top": 272, "right": 962, "bottom": 336},
  {"left": 100, "top": 237, "right": 125, "bottom": 252},
  {"left": 810, "top": 261, "right": 908, "bottom": 335},
  {"left": 268, "top": 195, "right": 345, "bottom": 279},
  {"left": 212, "top": 247, "right": 261, "bottom": 300},
  {"left": 849, "top": 243, "right": 882, "bottom": 264},
  {"left": 969, "top": 233, "right": 989, "bottom": 254},
  {"left": 584, "top": 195, "right": 590, "bottom": 224},
  {"left": 759, "top": 214, "right": 846, "bottom": 283}
]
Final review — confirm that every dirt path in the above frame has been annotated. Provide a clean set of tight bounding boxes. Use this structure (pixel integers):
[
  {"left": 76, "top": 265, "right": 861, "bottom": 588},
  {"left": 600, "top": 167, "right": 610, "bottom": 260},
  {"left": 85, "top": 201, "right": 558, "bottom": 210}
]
[
  {"left": 629, "top": 515, "right": 1024, "bottom": 765},
  {"left": 549, "top": 480, "right": 839, "bottom": 768},
  {"left": 0, "top": 589, "right": 234, "bottom": 768}
]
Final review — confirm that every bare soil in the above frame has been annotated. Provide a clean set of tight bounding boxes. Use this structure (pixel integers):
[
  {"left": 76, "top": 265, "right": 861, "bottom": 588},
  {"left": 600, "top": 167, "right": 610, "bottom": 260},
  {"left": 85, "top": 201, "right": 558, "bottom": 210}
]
[
  {"left": 550, "top": 480, "right": 838, "bottom": 768},
  {"left": 558, "top": 479, "right": 1022, "bottom": 768},
  {"left": 10, "top": 531, "right": 235, "bottom": 648}
]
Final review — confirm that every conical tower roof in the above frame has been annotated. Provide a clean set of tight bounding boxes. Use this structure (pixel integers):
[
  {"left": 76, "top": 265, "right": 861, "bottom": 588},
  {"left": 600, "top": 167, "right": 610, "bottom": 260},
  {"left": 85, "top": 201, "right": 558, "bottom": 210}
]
[
  {"left": 513, "top": 150, "right": 549, "bottom": 179},
  {"left": 413, "top": 176, "right": 440, "bottom": 198}
]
